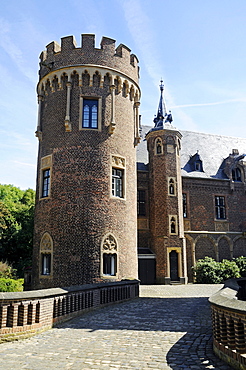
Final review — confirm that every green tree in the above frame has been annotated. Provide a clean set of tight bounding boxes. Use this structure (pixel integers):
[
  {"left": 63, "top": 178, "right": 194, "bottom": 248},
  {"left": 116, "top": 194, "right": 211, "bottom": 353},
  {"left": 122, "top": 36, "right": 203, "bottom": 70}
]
[{"left": 0, "top": 185, "right": 35, "bottom": 277}]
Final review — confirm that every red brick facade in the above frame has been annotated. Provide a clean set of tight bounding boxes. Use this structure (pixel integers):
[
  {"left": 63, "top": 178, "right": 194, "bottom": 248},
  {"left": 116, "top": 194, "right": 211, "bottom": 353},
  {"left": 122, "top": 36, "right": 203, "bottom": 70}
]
[{"left": 137, "top": 124, "right": 246, "bottom": 284}]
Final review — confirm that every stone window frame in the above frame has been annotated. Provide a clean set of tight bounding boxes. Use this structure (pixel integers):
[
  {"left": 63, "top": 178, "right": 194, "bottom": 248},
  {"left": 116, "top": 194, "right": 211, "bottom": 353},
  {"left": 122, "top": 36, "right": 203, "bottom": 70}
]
[
  {"left": 168, "top": 177, "right": 176, "bottom": 196},
  {"left": 111, "top": 155, "right": 126, "bottom": 200},
  {"left": 169, "top": 215, "right": 178, "bottom": 235},
  {"left": 214, "top": 195, "right": 227, "bottom": 220},
  {"left": 101, "top": 233, "right": 118, "bottom": 279},
  {"left": 79, "top": 96, "right": 102, "bottom": 131},
  {"left": 166, "top": 246, "right": 182, "bottom": 279},
  {"left": 40, "top": 232, "right": 53, "bottom": 278},
  {"left": 39, "top": 155, "right": 52, "bottom": 199},
  {"left": 155, "top": 137, "right": 163, "bottom": 155}
]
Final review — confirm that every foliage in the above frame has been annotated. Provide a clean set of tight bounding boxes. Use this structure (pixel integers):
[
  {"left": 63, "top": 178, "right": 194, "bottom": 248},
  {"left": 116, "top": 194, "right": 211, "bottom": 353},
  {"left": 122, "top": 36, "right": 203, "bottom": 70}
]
[
  {"left": 0, "top": 261, "right": 16, "bottom": 279},
  {"left": 0, "top": 184, "right": 35, "bottom": 277},
  {"left": 193, "top": 257, "right": 242, "bottom": 284},
  {"left": 233, "top": 256, "right": 246, "bottom": 277},
  {"left": 192, "top": 257, "right": 222, "bottom": 284},
  {"left": 219, "top": 259, "right": 240, "bottom": 281},
  {"left": 0, "top": 278, "right": 24, "bottom": 292}
]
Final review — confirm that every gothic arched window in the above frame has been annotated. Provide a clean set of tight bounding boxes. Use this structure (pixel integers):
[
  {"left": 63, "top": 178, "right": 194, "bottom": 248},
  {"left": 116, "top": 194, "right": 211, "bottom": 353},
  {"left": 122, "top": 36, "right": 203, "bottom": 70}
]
[
  {"left": 40, "top": 232, "right": 53, "bottom": 276},
  {"left": 101, "top": 234, "right": 118, "bottom": 277},
  {"left": 168, "top": 178, "right": 176, "bottom": 196},
  {"left": 155, "top": 137, "right": 163, "bottom": 155}
]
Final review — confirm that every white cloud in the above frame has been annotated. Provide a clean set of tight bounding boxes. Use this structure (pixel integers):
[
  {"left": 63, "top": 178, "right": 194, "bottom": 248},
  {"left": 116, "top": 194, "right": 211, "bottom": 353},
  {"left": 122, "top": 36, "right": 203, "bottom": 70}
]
[
  {"left": 13, "top": 161, "right": 36, "bottom": 168},
  {"left": 171, "top": 98, "right": 246, "bottom": 109},
  {"left": 0, "top": 17, "right": 36, "bottom": 83}
]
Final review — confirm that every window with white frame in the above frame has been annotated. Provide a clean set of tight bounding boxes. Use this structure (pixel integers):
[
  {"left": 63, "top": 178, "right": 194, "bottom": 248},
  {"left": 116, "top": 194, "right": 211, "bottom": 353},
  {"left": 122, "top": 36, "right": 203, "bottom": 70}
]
[
  {"left": 215, "top": 196, "right": 226, "bottom": 220},
  {"left": 111, "top": 155, "right": 125, "bottom": 199},
  {"left": 112, "top": 168, "right": 124, "bottom": 198}
]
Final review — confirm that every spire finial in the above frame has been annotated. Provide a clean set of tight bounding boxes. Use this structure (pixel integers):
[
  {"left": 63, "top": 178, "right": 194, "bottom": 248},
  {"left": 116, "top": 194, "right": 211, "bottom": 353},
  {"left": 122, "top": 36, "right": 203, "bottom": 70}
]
[{"left": 160, "top": 79, "right": 164, "bottom": 92}]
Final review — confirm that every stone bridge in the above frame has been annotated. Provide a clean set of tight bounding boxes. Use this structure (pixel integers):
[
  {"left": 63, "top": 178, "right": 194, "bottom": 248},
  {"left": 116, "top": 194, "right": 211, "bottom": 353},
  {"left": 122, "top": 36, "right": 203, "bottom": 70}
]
[{"left": 0, "top": 285, "right": 232, "bottom": 369}]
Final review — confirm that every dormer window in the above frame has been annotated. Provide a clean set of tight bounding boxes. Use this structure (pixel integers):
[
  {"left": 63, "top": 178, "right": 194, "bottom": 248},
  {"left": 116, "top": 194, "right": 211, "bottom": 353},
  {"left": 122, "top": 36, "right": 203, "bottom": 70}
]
[
  {"left": 183, "top": 152, "right": 204, "bottom": 173},
  {"left": 232, "top": 168, "right": 242, "bottom": 182},
  {"left": 195, "top": 162, "right": 201, "bottom": 171}
]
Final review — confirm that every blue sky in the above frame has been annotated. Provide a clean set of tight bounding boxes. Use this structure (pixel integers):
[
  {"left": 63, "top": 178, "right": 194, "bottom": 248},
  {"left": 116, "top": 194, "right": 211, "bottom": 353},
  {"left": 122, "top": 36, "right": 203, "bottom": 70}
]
[{"left": 1, "top": 0, "right": 246, "bottom": 189}]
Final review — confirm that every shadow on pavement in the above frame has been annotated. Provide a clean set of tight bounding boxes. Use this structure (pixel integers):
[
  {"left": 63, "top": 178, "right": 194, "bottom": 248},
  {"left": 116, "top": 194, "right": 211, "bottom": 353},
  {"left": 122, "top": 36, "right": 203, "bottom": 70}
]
[{"left": 56, "top": 296, "right": 232, "bottom": 369}]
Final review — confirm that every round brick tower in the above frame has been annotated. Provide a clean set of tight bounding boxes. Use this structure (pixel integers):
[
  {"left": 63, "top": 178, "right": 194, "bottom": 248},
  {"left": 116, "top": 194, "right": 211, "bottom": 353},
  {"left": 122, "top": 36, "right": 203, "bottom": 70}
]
[{"left": 32, "top": 34, "right": 141, "bottom": 289}]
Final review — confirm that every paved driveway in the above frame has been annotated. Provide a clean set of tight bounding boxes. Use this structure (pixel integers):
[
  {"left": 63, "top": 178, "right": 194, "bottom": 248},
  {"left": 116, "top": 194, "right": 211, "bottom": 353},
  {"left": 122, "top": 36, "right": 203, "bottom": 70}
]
[{"left": 0, "top": 284, "right": 233, "bottom": 369}]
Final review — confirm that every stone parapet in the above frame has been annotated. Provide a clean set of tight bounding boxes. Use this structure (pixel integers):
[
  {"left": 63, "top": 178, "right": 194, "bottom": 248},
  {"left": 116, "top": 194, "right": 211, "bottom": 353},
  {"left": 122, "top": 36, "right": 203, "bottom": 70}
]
[
  {"left": 39, "top": 34, "right": 139, "bottom": 83},
  {"left": 209, "top": 278, "right": 246, "bottom": 369},
  {"left": 0, "top": 280, "right": 139, "bottom": 343}
]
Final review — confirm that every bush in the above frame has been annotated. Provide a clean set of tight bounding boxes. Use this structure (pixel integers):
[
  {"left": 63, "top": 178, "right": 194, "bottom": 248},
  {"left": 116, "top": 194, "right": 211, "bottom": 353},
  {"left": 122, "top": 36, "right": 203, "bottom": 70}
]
[
  {"left": 233, "top": 256, "right": 246, "bottom": 277},
  {"left": 220, "top": 259, "right": 240, "bottom": 281},
  {"left": 0, "top": 278, "right": 24, "bottom": 292},
  {"left": 192, "top": 257, "right": 222, "bottom": 284},
  {"left": 0, "top": 261, "right": 16, "bottom": 279},
  {"left": 193, "top": 257, "right": 242, "bottom": 284}
]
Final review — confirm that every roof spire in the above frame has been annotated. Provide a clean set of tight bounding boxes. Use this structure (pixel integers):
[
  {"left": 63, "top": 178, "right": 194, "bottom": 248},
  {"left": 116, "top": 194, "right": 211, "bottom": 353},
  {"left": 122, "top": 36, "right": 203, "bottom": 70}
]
[{"left": 153, "top": 80, "right": 173, "bottom": 128}]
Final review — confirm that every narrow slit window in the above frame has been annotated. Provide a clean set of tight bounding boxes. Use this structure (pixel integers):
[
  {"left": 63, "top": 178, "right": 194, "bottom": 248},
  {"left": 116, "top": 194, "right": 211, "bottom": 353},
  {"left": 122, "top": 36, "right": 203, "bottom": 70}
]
[{"left": 42, "top": 169, "right": 50, "bottom": 198}]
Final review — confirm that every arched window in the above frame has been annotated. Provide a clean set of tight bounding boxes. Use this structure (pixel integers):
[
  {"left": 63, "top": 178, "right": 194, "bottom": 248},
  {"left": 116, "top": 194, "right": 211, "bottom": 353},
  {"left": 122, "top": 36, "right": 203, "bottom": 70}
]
[
  {"left": 168, "top": 178, "right": 176, "bottom": 196},
  {"left": 155, "top": 137, "right": 163, "bottom": 155},
  {"left": 82, "top": 99, "right": 98, "bottom": 129},
  {"left": 40, "top": 232, "right": 53, "bottom": 276},
  {"left": 169, "top": 216, "right": 178, "bottom": 235},
  {"left": 232, "top": 167, "right": 242, "bottom": 182},
  {"left": 101, "top": 234, "right": 118, "bottom": 277},
  {"left": 170, "top": 217, "right": 176, "bottom": 234}
]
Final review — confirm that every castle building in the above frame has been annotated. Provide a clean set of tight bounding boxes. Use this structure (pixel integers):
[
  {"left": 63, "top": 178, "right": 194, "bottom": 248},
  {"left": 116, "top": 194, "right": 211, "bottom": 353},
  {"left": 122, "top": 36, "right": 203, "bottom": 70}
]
[
  {"left": 137, "top": 82, "right": 246, "bottom": 284},
  {"left": 32, "top": 34, "right": 140, "bottom": 289},
  {"left": 32, "top": 33, "right": 246, "bottom": 289}
]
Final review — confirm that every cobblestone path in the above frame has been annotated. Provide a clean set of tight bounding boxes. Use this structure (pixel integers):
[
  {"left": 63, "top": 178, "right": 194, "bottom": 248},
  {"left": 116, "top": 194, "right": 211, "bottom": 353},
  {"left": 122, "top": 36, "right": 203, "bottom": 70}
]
[{"left": 0, "top": 285, "right": 233, "bottom": 369}]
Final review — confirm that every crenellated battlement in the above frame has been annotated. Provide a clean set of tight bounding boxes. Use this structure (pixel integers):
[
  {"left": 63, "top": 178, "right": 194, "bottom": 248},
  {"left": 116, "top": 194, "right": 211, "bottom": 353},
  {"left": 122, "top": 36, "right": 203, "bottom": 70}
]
[{"left": 39, "top": 34, "right": 140, "bottom": 83}]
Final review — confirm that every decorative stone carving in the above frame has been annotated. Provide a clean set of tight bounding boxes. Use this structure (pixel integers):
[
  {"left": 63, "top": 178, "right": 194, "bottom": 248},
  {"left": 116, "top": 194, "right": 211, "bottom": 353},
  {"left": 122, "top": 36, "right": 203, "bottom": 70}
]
[
  {"left": 41, "top": 155, "right": 51, "bottom": 169},
  {"left": 112, "top": 156, "right": 125, "bottom": 168},
  {"left": 102, "top": 234, "right": 117, "bottom": 251},
  {"left": 40, "top": 233, "right": 52, "bottom": 251}
]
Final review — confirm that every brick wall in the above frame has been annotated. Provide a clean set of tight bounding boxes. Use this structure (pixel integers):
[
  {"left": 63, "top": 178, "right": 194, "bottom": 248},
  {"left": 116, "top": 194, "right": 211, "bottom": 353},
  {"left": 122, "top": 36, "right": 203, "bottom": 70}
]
[
  {"left": 0, "top": 280, "right": 139, "bottom": 343},
  {"left": 32, "top": 34, "right": 140, "bottom": 289}
]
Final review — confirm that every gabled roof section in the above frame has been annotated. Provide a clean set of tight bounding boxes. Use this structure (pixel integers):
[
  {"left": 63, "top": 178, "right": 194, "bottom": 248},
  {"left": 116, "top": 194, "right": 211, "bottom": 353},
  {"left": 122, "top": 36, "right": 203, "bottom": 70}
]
[
  {"left": 183, "top": 151, "right": 204, "bottom": 173},
  {"left": 137, "top": 126, "right": 246, "bottom": 179}
]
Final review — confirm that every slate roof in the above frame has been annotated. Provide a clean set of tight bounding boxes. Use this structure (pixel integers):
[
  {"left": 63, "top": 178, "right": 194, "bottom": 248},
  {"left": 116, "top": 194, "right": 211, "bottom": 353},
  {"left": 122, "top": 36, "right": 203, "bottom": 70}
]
[{"left": 137, "top": 125, "right": 246, "bottom": 180}]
